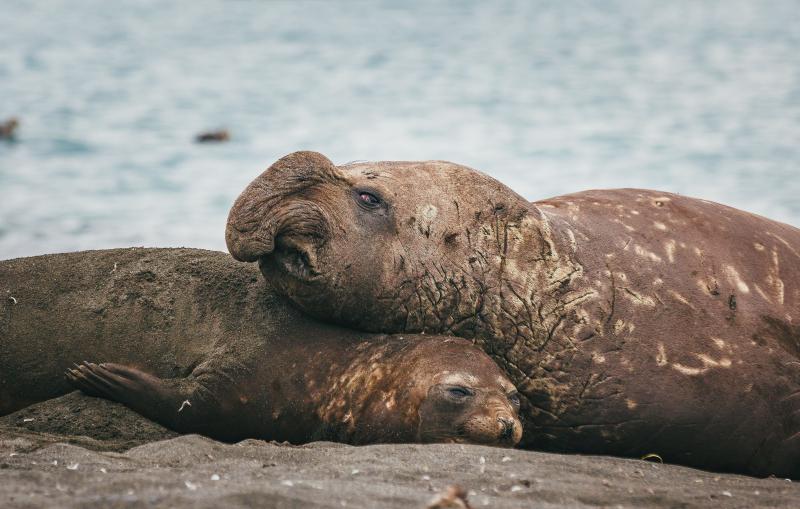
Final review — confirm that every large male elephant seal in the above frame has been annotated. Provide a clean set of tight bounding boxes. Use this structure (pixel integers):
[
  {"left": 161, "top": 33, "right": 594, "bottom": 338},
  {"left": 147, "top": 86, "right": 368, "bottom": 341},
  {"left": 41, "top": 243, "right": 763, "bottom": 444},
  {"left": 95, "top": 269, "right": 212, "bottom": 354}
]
[
  {"left": 0, "top": 248, "right": 522, "bottom": 447},
  {"left": 226, "top": 151, "right": 800, "bottom": 478}
]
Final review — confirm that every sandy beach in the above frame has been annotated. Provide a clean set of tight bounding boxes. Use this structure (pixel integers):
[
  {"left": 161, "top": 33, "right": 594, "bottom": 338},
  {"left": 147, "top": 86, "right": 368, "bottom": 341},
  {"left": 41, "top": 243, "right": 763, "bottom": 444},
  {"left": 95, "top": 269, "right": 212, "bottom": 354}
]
[{"left": 1, "top": 392, "right": 797, "bottom": 508}]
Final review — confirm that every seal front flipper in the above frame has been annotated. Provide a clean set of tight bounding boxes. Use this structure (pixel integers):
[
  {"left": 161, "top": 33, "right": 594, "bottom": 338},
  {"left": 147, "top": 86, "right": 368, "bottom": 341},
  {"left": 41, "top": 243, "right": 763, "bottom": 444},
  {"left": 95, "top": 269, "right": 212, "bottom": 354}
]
[{"left": 65, "top": 361, "right": 229, "bottom": 438}]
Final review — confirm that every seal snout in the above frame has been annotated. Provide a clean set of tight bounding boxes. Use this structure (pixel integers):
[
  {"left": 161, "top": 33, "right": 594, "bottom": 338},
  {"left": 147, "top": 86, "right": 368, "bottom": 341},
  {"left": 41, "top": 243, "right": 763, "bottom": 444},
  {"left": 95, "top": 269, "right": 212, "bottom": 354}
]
[
  {"left": 270, "top": 233, "right": 321, "bottom": 280},
  {"left": 225, "top": 151, "right": 336, "bottom": 264},
  {"left": 491, "top": 406, "right": 522, "bottom": 446},
  {"left": 254, "top": 204, "right": 331, "bottom": 285},
  {"left": 498, "top": 416, "right": 516, "bottom": 440}
]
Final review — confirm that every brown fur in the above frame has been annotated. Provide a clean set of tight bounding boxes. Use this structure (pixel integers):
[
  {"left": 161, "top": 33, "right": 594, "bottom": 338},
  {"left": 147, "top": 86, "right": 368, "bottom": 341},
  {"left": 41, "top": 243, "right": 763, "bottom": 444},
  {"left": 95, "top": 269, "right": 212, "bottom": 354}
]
[
  {"left": 227, "top": 151, "right": 800, "bottom": 477},
  {"left": 0, "top": 248, "right": 521, "bottom": 447}
]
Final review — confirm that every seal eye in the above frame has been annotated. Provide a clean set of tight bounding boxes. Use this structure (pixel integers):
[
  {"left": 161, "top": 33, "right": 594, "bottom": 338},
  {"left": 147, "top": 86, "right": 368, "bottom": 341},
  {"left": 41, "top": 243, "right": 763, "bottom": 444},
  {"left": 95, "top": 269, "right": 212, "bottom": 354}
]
[
  {"left": 357, "top": 191, "right": 382, "bottom": 208},
  {"left": 508, "top": 391, "right": 521, "bottom": 408},
  {"left": 446, "top": 386, "right": 473, "bottom": 399}
]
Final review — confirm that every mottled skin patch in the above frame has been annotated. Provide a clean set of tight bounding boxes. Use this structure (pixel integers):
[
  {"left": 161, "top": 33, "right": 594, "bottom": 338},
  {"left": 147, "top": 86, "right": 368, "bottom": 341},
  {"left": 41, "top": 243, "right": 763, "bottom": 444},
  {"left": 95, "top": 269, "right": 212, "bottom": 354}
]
[
  {"left": 0, "top": 248, "right": 521, "bottom": 447},
  {"left": 227, "top": 151, "right": 800, "bottom": 478}
]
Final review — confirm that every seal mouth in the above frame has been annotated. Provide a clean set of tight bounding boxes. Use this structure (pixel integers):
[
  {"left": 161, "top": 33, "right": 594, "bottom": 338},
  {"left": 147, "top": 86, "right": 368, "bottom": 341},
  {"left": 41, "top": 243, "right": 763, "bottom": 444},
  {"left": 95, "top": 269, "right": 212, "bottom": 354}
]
[{"left": 260, "top": 234, "right": 322, "bottom": 282}]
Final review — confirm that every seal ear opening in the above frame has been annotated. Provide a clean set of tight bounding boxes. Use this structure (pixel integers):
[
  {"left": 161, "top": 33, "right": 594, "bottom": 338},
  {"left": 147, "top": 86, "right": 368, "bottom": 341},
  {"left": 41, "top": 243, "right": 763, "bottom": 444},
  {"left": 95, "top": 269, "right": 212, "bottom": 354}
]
[{"left": 226, "top": 151, "right": 338, "bottom": 262}]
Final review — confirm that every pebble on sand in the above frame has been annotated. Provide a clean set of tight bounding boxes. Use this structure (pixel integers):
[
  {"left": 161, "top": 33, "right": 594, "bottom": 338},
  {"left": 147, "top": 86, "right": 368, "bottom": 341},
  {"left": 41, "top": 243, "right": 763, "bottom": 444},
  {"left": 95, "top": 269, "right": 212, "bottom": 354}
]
[{"left": 427, "top": 485, "right": 472, "bottom": 509}]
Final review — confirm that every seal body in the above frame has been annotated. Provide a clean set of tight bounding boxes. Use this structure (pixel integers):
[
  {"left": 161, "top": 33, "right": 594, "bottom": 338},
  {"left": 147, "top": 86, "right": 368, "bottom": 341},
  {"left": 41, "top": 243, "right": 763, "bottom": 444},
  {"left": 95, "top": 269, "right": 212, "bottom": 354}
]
[
  {"left": 225, "top": 151, "right": 800, "bottom": 477},
  {"left": 526, "top": 189, "right": 800, "bottom": 477},
  {"left": 0, "top": 248, "right": 521, "bottom": 446}
]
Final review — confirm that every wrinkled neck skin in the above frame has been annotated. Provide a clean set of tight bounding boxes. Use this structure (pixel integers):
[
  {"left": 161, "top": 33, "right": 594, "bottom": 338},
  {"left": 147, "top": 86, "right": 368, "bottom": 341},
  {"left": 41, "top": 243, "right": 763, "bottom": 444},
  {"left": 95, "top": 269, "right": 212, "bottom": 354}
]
[
  {"left": 330, "top": 202, "right": 601, "bottom": 422},
  {"left": 307, "top": 339, "right": 426, "bottom": 445}
]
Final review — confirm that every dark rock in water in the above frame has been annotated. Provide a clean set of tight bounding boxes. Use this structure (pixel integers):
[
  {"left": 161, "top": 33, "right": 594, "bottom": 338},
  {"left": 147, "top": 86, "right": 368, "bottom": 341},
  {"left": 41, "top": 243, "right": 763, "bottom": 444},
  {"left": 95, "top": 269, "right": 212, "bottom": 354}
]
[
  {"left": 0, "top": 117, "right": 19, "bottom": 140},
  {"left": 195, "top": 129, "right": 230, "bottom": 143},
  {"left": 0, "top": 393, "right": 798, "bottom": 508}
]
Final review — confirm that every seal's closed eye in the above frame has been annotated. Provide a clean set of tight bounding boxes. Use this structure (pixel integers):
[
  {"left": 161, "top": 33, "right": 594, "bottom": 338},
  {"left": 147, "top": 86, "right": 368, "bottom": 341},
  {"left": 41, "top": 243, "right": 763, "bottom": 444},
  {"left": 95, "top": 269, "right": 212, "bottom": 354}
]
[{"left": 446, "top": 386, "right": 474, "bottom": 400}]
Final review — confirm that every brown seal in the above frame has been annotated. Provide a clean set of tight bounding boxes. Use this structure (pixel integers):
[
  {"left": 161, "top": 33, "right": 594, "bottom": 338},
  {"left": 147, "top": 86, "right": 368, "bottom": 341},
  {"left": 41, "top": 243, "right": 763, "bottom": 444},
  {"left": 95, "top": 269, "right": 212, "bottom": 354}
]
[
  {"left": 0, "top": 248, "right": 521, "bottom": 447},
  {"left": 226, "top": 151, "right": 800, "bottom": 477}
]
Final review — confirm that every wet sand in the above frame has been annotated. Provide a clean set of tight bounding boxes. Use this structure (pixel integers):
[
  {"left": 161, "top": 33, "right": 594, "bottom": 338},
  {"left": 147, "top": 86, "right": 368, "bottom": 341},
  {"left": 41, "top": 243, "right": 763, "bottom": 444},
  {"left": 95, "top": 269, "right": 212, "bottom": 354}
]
[{"left": 0, "top": 393, "right": 797, "bottom": 508}]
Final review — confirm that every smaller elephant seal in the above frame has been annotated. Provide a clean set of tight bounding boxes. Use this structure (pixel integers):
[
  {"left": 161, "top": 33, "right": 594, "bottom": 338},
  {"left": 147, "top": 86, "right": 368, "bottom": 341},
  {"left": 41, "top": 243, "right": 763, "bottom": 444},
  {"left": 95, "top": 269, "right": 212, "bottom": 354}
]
[
  {"left": 0, "top": 117, "right": 19, "bottom": 140},
  {"left": 65, "top": 336, "right": 522, "bottom": 446},
  {"left": 195, "top": 129, "right": 230, "bottom": 143},
  {"left": 0, "top": 248, "right": 520, "bottom": 447}
]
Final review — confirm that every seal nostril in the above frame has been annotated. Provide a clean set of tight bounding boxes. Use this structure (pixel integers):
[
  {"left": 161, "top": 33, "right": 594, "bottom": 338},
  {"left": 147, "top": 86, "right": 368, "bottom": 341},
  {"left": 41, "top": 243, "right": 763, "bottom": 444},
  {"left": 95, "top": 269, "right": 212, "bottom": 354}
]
[
  {"left": 498, "top": 417, "right": 514, "bottom": 439},
  {"left": 269, "top": 234, "right": 321, "bottom": 280}
]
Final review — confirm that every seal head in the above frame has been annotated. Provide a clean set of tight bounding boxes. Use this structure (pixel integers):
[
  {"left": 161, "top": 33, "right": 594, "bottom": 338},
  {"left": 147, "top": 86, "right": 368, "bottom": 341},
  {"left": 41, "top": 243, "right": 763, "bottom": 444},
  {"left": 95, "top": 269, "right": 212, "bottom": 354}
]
[
  {"left": 411, "top": 339, "right": 522, "bottom": 446},
  {"left": 225, "top": 150, "right": 532, "bottom": 334},
  {"left": 417, "top": 372, "right": 521, "bottom": 445},
  {"left": 323, "top": 336, "right": 522, "bottom": 447}
]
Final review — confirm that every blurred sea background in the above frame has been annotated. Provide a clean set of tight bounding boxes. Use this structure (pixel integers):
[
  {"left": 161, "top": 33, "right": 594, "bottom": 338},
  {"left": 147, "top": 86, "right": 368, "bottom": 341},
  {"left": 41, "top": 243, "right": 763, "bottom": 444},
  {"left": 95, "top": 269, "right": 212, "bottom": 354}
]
[{"left": 1, "top": 0, "right": 799, "bottom": 260}]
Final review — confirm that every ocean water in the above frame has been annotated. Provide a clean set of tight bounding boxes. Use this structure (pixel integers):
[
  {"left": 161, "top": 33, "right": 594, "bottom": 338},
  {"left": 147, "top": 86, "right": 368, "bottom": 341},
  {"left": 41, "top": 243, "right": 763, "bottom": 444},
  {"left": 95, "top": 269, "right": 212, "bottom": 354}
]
[{"left": 1, "top": 0, "right": 799, "bottom": 260}]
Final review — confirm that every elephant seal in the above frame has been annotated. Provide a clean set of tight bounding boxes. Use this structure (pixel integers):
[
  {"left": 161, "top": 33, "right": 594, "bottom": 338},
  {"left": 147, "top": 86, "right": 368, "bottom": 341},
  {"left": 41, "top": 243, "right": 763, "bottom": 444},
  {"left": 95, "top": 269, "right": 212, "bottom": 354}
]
[
  {"left": 227, "top": 151, "right": 800, "bottom": 478},
  {"left": 0, "top": 248, "right": 521, "bottom": 447}
]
